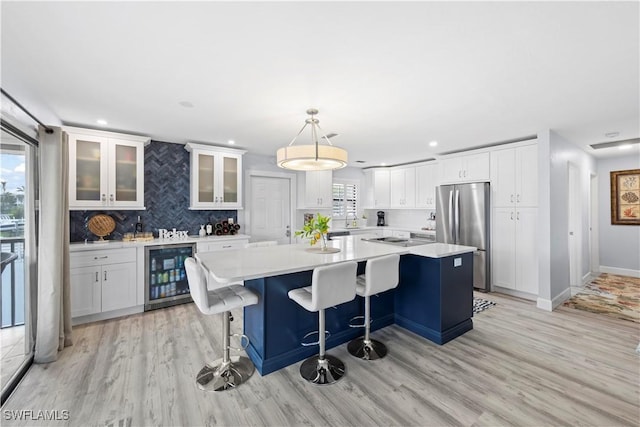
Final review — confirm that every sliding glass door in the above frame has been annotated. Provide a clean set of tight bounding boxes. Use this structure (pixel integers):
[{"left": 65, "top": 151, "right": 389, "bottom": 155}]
[{"left": 0, "top": 127, "right": 38, "bottom": 400}]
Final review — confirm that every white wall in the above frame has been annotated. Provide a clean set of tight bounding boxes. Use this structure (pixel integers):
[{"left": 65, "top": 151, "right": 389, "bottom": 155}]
[
  {"left": 538, "top": 130, "right": 597, "bottom": 310},
  {"left": 597, "top": 154, "right": 640, "bottom": 276}
]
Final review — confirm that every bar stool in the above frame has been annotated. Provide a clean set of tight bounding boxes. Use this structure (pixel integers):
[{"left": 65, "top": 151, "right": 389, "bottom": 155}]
[
  {"left": 348, "top": 254, "right": 400, "bottom": 360},
  {"left": 185, "top": 257, "right": 258, "bottom": 391},
  {"left": 288, "top": 261, "right": 357, "bottom": 385}
]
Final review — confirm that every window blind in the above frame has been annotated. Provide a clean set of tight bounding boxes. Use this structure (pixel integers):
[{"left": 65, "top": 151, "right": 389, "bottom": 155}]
[{"left": 332, "top": 183, "right": 357, "bottom": 218}]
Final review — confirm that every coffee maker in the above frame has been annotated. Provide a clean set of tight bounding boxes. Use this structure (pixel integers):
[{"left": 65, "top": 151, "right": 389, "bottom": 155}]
[{"left": 377, "top": 211, "right": 386, "bottom": 226}]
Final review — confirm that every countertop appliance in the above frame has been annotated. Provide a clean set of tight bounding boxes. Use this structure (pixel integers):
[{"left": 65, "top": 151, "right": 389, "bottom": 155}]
[
  {"left": 145, "top": 242, "right": 196, "bottom": 310},
  {"left": 377, "top": 211, "right": 386, "bottom": 226},
  {"left": 362, "top": 233, "right": 435, "bottom": 247},
  {"left": 436, "top": 182, "right": 490, "bottom": 291}
]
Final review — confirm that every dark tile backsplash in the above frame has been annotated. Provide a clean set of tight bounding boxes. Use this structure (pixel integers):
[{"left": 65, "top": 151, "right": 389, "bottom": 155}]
[{"left": 69, "top": 140, "right": 237, "bottom": 242}]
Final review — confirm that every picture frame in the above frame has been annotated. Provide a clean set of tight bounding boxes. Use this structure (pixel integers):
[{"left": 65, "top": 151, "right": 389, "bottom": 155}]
[{"left": 610, "top": 169, "right": 640, "bottom": 225}]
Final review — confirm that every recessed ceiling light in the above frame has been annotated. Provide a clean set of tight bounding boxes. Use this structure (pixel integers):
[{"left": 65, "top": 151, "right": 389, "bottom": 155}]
[
  {"left": 605, "top": 131, "right": 620, "bottom": 138},
  {"left": 96, "top": 119, "right": 107, "bottom": 126},
  {"left": 228, "top": 140, "right": 235, "bottom": 145},
  {"left": 429, "top": 140, "right": 438, "bottom": 147},
  {"left": 619, "top": 144, "right": 632, "bottom": 150},
  {"left": 179, "top": 101, "right": 194, "bottom": 108},
  {"left": 381, "top": 162, "right": 387, "bottom": 166}
]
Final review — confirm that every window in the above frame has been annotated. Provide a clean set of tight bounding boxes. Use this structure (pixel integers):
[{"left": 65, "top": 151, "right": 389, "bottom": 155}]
[{"left": 332, "top": 182, "right": 358, "bottom": 219}]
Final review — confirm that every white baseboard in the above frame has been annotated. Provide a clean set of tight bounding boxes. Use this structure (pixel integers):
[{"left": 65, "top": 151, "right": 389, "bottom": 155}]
[
  {"left": 491, "top": 286, "right": 537, "bottom": 301},
  {"left": 537, "top": 287, "right": 572, "bottom": 312},
  {"left": 72, "top": 305, "right": 144, "bottom": 326},
  {"left": 599, "top": 265, "right": 640, "bottom": 278},
  {"left": 582, "top": 272, "right": 593, "bottom": 285}
]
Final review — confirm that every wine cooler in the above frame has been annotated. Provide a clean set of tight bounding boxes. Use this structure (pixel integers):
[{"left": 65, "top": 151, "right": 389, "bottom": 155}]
[{"left": 144, "top": 242, "right": 197, "bottom": 310}]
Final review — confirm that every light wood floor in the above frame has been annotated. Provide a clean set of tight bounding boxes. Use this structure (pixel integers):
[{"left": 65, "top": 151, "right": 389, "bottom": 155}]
[
  {"left": 1, "top": 325, "right": 26, "bottom": 391},
  {"left": 2, "top": 292, "right": 639, "bottom": 427}
]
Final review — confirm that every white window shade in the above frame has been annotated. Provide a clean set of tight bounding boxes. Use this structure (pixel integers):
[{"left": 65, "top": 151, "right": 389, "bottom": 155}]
[{"left": 333, "top": 182, "right": 358, "bottom": 219}]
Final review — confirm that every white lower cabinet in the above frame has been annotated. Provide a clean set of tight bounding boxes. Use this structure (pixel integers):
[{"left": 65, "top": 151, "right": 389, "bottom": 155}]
[
  {"left": 71, "top": 248, "right": 137, "bottom": 319},
  {"left": 492, "top": 207, "right": 538, "bottom": 295}
]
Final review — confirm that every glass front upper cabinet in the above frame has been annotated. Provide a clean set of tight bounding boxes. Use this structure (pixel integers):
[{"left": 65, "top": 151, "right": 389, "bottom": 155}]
[
  {"left": 185, "top": 143, "right": 246, "bottom": 210},
  {"left": 67, "top": 127, "right": 149, "bottom": 210}
]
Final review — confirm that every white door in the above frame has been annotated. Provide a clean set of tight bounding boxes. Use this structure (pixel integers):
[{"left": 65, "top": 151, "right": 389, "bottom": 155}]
[
  {"left": 250, "top": 176, "right": 291, "bottom": 245},
  {"left": 568, "top": 162, "right": 582, "bottom": 287}
]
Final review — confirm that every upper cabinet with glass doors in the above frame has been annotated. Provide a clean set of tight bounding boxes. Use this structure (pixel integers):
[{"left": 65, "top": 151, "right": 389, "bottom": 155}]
[
  {"left": 184, "top": 143, "right": 246, "bottom": 209},
  {"left": 66, "top": 127, "right": 150, "bottom": 210}
]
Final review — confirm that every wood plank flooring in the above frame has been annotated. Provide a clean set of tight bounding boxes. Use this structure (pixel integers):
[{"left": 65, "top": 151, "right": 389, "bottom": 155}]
[{"left": 2, "top": 292, "right": 638, "bottom": 427}]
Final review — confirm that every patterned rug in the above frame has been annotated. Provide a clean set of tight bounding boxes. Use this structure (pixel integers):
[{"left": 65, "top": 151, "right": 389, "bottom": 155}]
[
  {"left": 473, "top": 297, "right": 496, "bottom": 314},
  {"left": 563, "top": 273, "right": 640, "bottom": 323}
]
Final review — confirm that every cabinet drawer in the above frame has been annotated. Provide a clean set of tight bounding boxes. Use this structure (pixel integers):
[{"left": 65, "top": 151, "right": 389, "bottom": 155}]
[
  {"left": 71, "top": 248, "right": 137, "bottom": 268},
  {"left": 197, "top": 239, "right": 249, "bottom": 253}
]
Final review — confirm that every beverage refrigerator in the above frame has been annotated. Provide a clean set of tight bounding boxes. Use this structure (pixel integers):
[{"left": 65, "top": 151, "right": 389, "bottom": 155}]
[{"left": 144, "top": 242, "right": 197, "bottom": 310}]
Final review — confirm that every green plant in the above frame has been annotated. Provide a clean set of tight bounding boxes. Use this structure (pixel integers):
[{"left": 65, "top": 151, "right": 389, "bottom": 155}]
[{"left": 295, "top": 213, "right": 331, "bottom": 247}]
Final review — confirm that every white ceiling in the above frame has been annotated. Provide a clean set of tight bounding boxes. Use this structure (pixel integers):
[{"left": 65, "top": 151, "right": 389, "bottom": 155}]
[{"left": 1, "top": 1, "right": 639, "bottom": 166}]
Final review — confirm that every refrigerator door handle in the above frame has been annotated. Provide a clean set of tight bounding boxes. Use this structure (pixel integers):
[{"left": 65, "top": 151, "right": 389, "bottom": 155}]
[
  {"left": 454, "top": 189, "right": 460, "bottom": 243},
  {"left": 448, "top": 190, "right": 454, "bottom": 242}
]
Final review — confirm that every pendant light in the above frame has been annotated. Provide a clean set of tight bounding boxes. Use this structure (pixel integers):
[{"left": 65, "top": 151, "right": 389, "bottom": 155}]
[{"left": 276, "top": 108, "right": 348, "bottom": 171}]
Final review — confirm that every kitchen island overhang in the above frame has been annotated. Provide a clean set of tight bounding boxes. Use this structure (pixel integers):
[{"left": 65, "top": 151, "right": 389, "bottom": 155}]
[{"left": 196, "top": 237, "right": 476, "bottom": 375}]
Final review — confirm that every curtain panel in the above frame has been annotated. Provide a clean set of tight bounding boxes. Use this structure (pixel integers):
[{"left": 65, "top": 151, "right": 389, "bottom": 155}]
[{"left": 34, "top": 126, "right": 71, "bottom": 363}]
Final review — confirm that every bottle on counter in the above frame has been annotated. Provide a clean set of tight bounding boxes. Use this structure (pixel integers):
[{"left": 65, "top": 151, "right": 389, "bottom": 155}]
[
  {"left": 199, "top": 225, "right": 206, "bottom": 237},
  {"left": 206, "top": 219, "right": 213, "bottom": 236}
]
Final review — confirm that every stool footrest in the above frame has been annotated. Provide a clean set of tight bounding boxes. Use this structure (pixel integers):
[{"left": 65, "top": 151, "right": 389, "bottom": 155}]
[
  {"left": 301, "top": 330, "right": 331, "bottom": 347},
  {"left": 229, "top": 333, "right": 250, "bottom": 352}
]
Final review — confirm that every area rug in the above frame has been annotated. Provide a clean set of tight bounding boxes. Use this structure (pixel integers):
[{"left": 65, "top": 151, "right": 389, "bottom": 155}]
[
  {"left": 563, "top": 273, "right": 640, "bottom": 323},
  {"left": 473, "top": 297, "right": 496, "bottom": 314}
]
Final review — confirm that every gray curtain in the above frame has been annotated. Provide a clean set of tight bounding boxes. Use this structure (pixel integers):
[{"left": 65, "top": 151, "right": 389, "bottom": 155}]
[{"left": 34, "top": 126, "right": 71, "bottom": 363}]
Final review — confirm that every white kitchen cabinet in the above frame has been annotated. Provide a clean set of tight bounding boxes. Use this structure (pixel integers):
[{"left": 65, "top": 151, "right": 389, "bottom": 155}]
[
  {"left": 390, "top": 167, "right": 416, "bottom": 208},
  {"left": 439, "top": 152, "right": 490, "bottom": 184},
  {"left": 415, "top": 162, "right": 438, "bottom": 209},
  {"left": 185, "top": 143, "right": 246, "bottom": 210},
  {"left": 492, "top": 207, "right": 538, "bottom": 296},
  {"left": 67, "top": 127, "right": 149, "bottom": 210},
  {"left": 373, "top": 169, "right": 391, "bottom": 208},
  {"left": 71, "top": 248, "right": 137, "bottom": 319},
  {"left": 298, "top": 170, "right": 333, "bottom": 208},
  {"left": 491, "top": 143, "right": 538, "bottom": 208}
]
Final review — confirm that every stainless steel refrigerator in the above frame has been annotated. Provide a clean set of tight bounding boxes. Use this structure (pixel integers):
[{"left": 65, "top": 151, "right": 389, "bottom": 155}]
[{"left": 436, "top": 182, "right": 490, "bottom": 291}]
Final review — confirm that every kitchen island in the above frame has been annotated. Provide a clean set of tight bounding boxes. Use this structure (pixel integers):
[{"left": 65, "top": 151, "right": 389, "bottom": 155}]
[{"left": 196, "top": 236, "right": 476, "bottom": 375}]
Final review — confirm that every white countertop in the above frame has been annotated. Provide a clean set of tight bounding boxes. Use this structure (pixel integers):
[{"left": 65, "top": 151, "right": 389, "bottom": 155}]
[
  {"left": 329, "top": 225, "right": 436, "bottom": 235},
  {"left": 197, "top": 235, "right": 475, "bottom": 283},
  {"left": 69, "top": 234, "right": 251, "bottom": 252}
]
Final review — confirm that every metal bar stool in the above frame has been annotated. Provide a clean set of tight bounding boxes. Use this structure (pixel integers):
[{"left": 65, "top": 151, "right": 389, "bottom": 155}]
[
  {"left": 348, "top": 254, "right": 400, "bottom": 360},
  {"left": 288, "top": 261, "right": 357, "bottom": 385},
  {"left": 185, "top": 257, "right": 258, "bottom": 391}
]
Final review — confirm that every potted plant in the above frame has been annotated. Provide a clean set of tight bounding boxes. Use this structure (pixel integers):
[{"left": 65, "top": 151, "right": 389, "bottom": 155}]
[{"left": 295, "top": 213, "right": 331, "bottom": 251}]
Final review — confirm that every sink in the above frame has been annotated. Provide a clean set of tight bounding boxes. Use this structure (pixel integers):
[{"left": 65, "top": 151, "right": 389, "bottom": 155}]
[{"left": 361, "top": 236, "right": 435, "bottom": 247}]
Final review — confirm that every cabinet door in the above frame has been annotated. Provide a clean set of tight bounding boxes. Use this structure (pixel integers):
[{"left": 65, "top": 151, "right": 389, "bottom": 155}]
[
  {"left": 390, "top": 169, "right": 406, "bottom": 207},
  {"left": 195, "top": 151, "right": 216, "bottom": 205},
  {"left": 219, "top": 153, "right": 243, "bottom": 208},
  {"left": 516, "top": 144, "right": 538, "bottom": 207},
  {"left": 416, "top": 163, "right": 437, "bottom": 208},
  {"left": 70, "top": 266, "right": 102, "bottom": 317},
  {"left": 69, "top": 134, "right": 108, "bottom": 208},
  {"left": 465, "top": 152, "right": 490, "bottom": 181},
  {"left": 304, "top": 170, "right": 332, "bottom": 208},
  {"left": 439, "top": 157, "right": 463, "bottom": 184},
  {"left": 492, "top": 208, "right": 516, "bottom": 290},
  {"left": 515, "top": 208, "right": 538, "bottom": 294},
  {"left": 108, "top": 139, "right": 144, "bottom": 208},
  {"left": 403, "top": 168, "right": 416, "bottom": 207},
  {"left": 101, "top": 262, "right": 137, "bottom": 312},
  {"left": 373, "top": 170, "right": 390, "bottom": 207},
  {"left": 490, "top": 148, "right": 516, "bottom": 207}
]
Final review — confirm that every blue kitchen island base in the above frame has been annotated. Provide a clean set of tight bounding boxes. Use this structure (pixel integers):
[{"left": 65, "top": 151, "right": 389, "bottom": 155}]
[{"left": 244, "top": 252, "right": 474, "bottom": 376}]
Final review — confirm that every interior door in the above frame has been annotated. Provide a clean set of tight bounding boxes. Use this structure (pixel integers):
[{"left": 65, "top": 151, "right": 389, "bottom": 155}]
[
  {"left": 568, "top": 162, "right": 581, "bottom": 287},
  {"left": 250, "top": 176, "right": 291, "bottom": 245}
]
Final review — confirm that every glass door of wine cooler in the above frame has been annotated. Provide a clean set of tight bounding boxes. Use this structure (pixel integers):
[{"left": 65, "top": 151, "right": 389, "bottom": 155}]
[{"left": 145, "top": 243, "right": 196, "bottom": 310}]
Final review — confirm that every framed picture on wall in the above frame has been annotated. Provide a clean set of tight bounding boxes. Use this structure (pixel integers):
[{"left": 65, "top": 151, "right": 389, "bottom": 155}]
[{"left": 610, "top": 169, "right": 640, "bottom": 225}]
